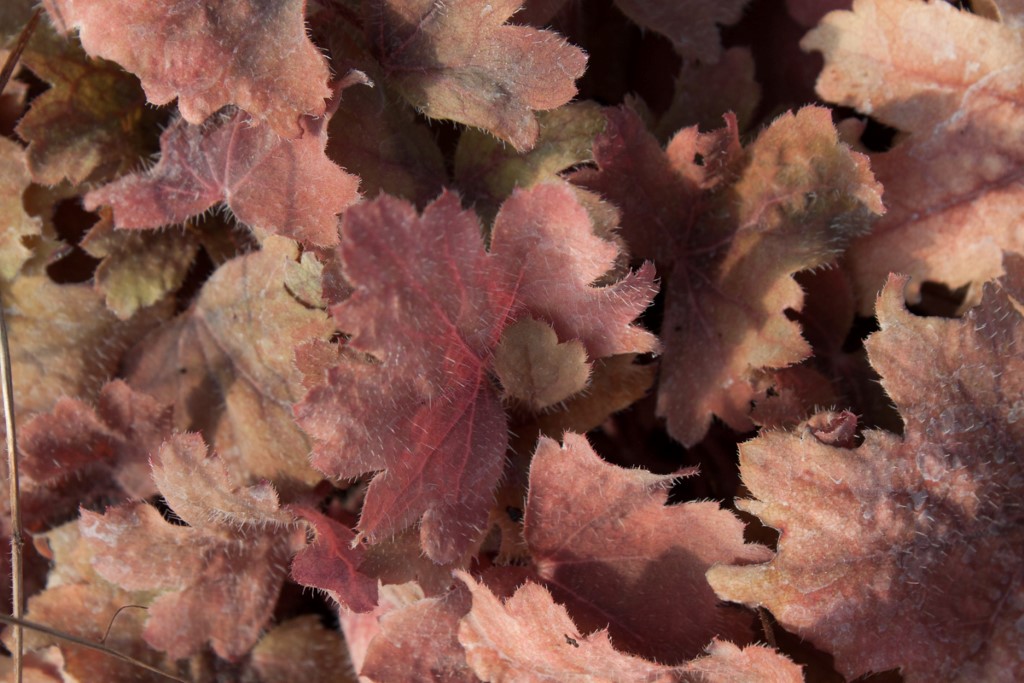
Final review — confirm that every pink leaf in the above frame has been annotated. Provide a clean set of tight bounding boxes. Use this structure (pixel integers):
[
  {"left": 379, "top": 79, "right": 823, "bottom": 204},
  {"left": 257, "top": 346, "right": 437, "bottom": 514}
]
[
  {"left": 296, "top": 183, "right": 656, "bottom": 562},
  {"left": 86, "top": 109, "right": 359, "bottom": 247},
  {"left": 367, "top": 0, "right": 587, "bottom": 151},
  {"left": 80, "top": 434, "right": 303, "bottom": 661},
  {"left": 43, "top": 0, "right": 331, "bottom": 137},
  {"left": 525, "top": 433, "right": 772, "bottom": 663},
  {"left": 575, "top": 105, "right": 882, "bottom": 446},
  {"left": 289, "top": 505, "right": 378, "bottom": 613},
  {"left": 709, "top": 256, "right": 1024, "bottom": 681}
]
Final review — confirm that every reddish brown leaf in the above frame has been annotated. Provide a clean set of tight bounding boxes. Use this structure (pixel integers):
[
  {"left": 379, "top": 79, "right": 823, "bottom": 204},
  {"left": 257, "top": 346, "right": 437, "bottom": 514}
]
[
  {"left": 297, "top": 192, "right": 513, "bottom": 563},
  {"left": 250, "top": 616, "right": 356, "bottom": 683},
  {"left": 681, "top": 640, "right": 803, "bottom": 682},
  {"left": 86, "top": 108, "right": 359, "bottom": 247},
  {"left": 19, "top": 583, "right": 166, "bottom": 683},
  {"left": 489, "top": 182, "right": 659, "bottom": 360},
  {"left": 80, "top": 434, "right": 304, "bottom": 661},
  {"left": 20, "top": 379, "right": 172, "bottom": 500},
  {"left": 126, "top": 236, "right": 334, "bottom": 490},
  {"left": 525, "top": 433, "right": 772, "bottom": 663},
  {"left": 454, "top": 101, "right": 607, "bottom": 222},
  {"left": 709, "top": 258, "right": 1024, "bottom": 681},
  {"left": 289, "top": 505, "right": 378, "bottom": 613},
  {"left": 613, "top": 0, "right": 748, "bottom": 61},
  {"left": 803, "top": 0, "right": 1024, "bottom": 312},
  {"left": 296, "top": 183, "right": 656, "bottom": 562},
  {"left": 575, "top": 105, "right": 882, "bottom": 445},
  {"left": 43, "top": 0, "right": 331, "bottom": 137},
  {"left": 367, "top": 0, "right": 587, "bottom": 152},
  {"left": 360, "top": 583, "right": 476, "bottom": 683},
  {"left": 457, "top": 572, "right": 678, "bottom": 682},
  {"left": 326, "top": 82, "right": 446, "bottom": 208}
]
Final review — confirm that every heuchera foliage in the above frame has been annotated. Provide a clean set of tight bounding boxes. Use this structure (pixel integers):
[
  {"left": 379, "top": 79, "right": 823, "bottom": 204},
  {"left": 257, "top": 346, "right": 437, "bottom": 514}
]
[{"left": 0, "top": 0, "right": 1021, "bottom": 681}]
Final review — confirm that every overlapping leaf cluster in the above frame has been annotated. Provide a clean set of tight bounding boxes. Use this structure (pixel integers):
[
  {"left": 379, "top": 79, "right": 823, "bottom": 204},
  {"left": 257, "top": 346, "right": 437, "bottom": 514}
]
[{"left": 0, "top": 0, "right": 1021, "bottom": 681}]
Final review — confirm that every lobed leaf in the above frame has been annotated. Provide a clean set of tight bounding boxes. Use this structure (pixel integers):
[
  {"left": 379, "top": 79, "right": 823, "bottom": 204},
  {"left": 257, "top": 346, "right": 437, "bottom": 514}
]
[
  {"left": 367, "top": 0, "right": 587, "bottom": 152},
  {"left": 709, "top": 255, "right": 1024, "bottom": 681},
  {"left": 20, "top": 380, "right": 172, "bottom": 501},
  {"left": 296, "top": 183, "right": 656, "bottom": 562},
  {"left": 803, "top": 0, "right": 1024, "bottom": 312},
  {"left": 42, "top": 0, "right": 331, "bottom": 137},
  {"left": 86, "top": 108, "right": 359, "bottom": 247},
  {"left": 16, "top": 27, "right": 158, "bottom": 186},
  {"left": 288, "top": 506, "right": 378, "bottom": 613},
  {"left": 126, "top": 236, "right": 333, "bottom": 490},
  {"left": 81, "top": 210, "right": 198, "bottom": 320},
  {"left": 0, "top": 137, "right": 42, "bottom": 280},
  {"left": 525, "top": 433, "right": 772, "bottom": 663},
  {"left": 80, "top": 434, "right": 304, "bottom": 661},
  {"left": 457, "top": 572, "right": 678, "bottom": 682},
  {"left": 576, "top": 105, "right": 882, "bottom": 445}
]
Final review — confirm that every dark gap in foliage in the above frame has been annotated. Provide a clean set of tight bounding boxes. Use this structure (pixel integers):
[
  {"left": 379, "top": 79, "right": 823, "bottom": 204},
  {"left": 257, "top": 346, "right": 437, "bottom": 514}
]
[
  {"left": 724, "top": 0, "right": 821, "bottom": 124},
  {"left": 14, "top": 63, "right": 47, "bottom": 107},
  {"left": 637, "top": 277, "right": 666, "bottom": 335},
  {"left": 588, "top": 393, "right": 681, "bottom": 473},
  {"left": 174, "top": 243, "right": 215, "bottom": 314},
  {"left": 153, "top": 496, "right": 188, "bottom": 526},
  {"left": 548, "top": 0, "right": 679, "bottom": 110},
  {"left": 274, "top": 580, "right": 337, "bottom": 629},
  {"left": 45, "top": 199, "right": 100, "bottom": 283},
  {"left": 672, "top": 421, "right": 752, "bottom": 504},
  {"left": 908, "top": 281, "right": 969, "bottom": 318},
  {"left": 419, "top": 111, "right": 460, "bottom": 179},
  {"left": 842, "top": 315, "right": 879, "bottom": 353},
  {"left": 859, "top": 116, "right": 899, "bottom": 152},
  {"left": 737, "top": 509, "right": 778, "bottom": 549}
]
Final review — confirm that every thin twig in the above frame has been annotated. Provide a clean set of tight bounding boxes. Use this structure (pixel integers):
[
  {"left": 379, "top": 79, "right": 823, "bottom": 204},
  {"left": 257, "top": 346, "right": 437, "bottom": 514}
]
[
  {"left": 99, "top": 604, "right": 149, "bottom": 645},
  {"left": 0, "top": 613, "right": 187, "bottom": 682},
  {"left": 0, "top": 10, "right": 42, "bottom": 683}
]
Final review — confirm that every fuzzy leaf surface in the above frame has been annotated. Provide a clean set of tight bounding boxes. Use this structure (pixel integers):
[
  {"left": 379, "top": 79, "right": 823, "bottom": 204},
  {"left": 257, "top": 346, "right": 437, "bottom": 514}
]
[
  {"left": 709, "top": 257, "right": 1024, "bottom": 681},
  {"left": 576, "top": 106, "right": 882, "bottom": 445},
  {"left": 289, "top": 506, "right": 378, "bottom": 613},
  {"left": 126, "top": 236, "right": 333, "bottom": 490},
  {"left": 86, "top": 109, "right": 359, "bottom": 247},
  {"left": 367, "top": 0, "right": 587, "bottom": 151},
  {"left": 6, "top": 275, "right": 165, "bottom": 418},
  {"left": 803, "top": 0, "right": 1024, "bottom": 312},
  {"left": 296, "top": 183, "right": 656, "bottom": 562},
  {"left": 457, "top": 572, "right": 679, "bottom": 682},
  {"left": 20, "top": 379, "right": 171, "bottom": 500},
  {"left": 80, "top": 434, "right": 302, "bottom": 661},
  {"left": 361, "top": 584, "right": 476, "bottom": 683},
  {"left": 43, "top": 0, "right": 331, "bottom": 136},
  {"left": 525, "top": 433, "right": 772, "bottom": 663}
]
